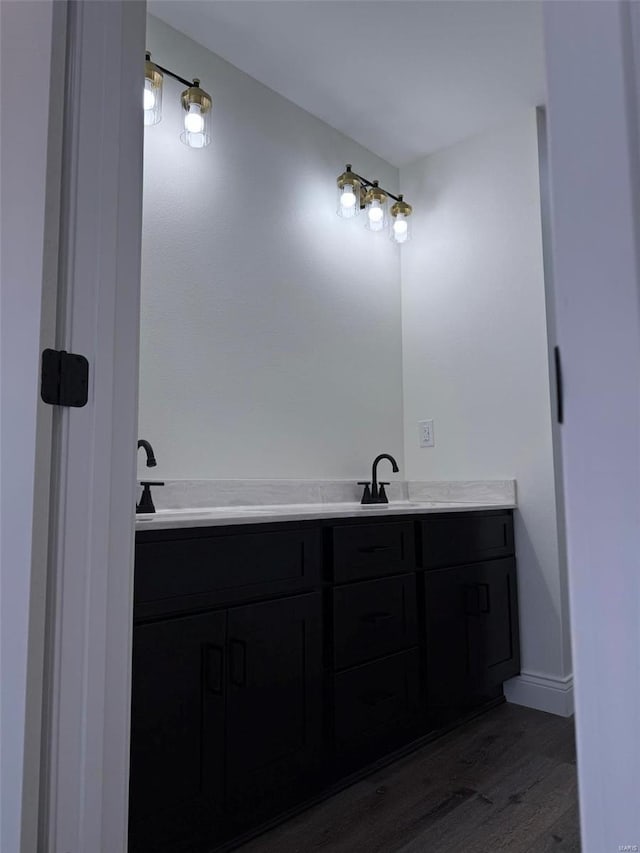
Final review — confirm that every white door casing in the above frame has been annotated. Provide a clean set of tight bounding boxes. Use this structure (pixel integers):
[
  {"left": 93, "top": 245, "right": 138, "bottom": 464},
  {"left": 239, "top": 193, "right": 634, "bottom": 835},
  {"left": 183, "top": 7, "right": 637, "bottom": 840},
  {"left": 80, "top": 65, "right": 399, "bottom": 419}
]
[
  {"left": 1, "top": 2, "right": 57, "bottom": 851},
  {"left": 39, "top": 2, "right": 146, "bottom": 851}
]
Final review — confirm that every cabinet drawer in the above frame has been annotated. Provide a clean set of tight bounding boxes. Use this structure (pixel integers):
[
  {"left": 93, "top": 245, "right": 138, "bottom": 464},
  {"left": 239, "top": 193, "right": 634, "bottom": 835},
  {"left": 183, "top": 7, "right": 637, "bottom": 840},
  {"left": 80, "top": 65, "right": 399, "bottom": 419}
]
[
  {"left": 333, "top": 574, "right": 418, "bottom": 670},
  {"left": 334, "top": 649, "right": 421, "bottom": 747},
  {"left": 332, "top": 522, "right": 415, "bottom": 583},
  {"left": 135, "top": 528, "right": 321, "bottom": 612},
  {"left": 420, "top": 512, "right": 514, "bottom": 569}
]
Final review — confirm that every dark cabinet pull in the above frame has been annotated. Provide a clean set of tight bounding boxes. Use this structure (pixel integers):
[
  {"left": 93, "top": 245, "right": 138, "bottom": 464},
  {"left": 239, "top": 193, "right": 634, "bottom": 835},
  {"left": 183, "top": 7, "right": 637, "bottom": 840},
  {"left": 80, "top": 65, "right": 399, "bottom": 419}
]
[
  {"left": 362, "top": 611, "right": 394, "bottom": 625},
  {"left": 204, "top": 644, "right": 224, "bottom": 695},
  {"left": 464, "top": 584, "right": 491, "bottom": 615},
  {"left": 361, "top": 689, "right": 395, "bottom": 707},
  {"left": 358, "top": 545, "right": 392, "bottom": 554},
  {"left": 477, "top": 583, "right": 490, "bottom": 614},
  {"left": 229, "top": 639, "right": 247, "bottom": 687}
]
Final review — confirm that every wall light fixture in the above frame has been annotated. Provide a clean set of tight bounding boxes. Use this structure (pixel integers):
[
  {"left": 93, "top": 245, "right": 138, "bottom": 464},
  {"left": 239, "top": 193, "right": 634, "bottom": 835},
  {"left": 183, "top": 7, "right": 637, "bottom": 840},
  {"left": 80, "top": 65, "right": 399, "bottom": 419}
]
[
  {"left": 336, "top": 165, "right": 413, "bottom": 244},
  {"left": 144, "top": 51, "right": 212, "bottom": 149}
]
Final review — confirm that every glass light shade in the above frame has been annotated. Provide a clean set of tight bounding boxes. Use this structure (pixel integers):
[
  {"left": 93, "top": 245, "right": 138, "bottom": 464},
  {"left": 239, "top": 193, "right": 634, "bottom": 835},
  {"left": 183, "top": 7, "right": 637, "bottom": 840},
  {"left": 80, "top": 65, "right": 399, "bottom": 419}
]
[
  {"left": 180, "top": 81, "right": 212, "bottom": 149},
  {"left": 143, "top": 56, "right": 163, "bottom": 126},
  {"left": 364, "top": 186, "right": 388, "bottom": 232},
  {"left": 390, "top": 213, "right": 410, "bottom": 244},
  {"left": 389, "top": 196, "right": 413, "bottom": 244},
  {"left": 336, "top": 167, "right": 361, "bottom": 219},
  {"left": 337, "top": 182, "right": 360, "bottom": 218}
]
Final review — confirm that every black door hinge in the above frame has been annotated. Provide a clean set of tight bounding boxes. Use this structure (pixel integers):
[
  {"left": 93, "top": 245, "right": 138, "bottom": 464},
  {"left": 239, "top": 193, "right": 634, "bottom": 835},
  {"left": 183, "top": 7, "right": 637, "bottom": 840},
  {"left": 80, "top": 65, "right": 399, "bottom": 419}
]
[{"left": 41, "top": 348, "right": 89, "bottom": 407}]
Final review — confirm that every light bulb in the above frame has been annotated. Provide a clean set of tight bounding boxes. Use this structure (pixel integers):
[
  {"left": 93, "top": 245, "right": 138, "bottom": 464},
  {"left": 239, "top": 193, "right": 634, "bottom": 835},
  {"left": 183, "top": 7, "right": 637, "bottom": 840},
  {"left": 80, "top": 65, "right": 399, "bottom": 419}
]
[
  {"left": 390, "top": 213, "right": 410, "bottom": 244},
  {"left": 185, "top": 104, "right": 204, "bottom": 134},
  {"left": 340, "top": 185, "right": 356, "bottom": 210},
  {"left": 368, "top": 201, "right": 384, "bottom": 223}
]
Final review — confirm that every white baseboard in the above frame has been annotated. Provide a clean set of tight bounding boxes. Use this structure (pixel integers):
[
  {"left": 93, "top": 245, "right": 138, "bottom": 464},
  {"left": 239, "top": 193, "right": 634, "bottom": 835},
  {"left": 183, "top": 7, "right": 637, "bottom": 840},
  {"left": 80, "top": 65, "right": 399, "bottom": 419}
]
[{"left": 504, "top": 671, "right": 574, "bottom": 717}]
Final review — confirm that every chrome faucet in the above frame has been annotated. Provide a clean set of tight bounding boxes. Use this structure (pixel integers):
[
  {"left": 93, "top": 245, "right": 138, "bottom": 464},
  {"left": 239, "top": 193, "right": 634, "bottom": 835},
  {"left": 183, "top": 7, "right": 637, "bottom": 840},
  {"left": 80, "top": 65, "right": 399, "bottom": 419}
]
[{"left": 359, "top": 453, "right": 399, "bottom": 504}]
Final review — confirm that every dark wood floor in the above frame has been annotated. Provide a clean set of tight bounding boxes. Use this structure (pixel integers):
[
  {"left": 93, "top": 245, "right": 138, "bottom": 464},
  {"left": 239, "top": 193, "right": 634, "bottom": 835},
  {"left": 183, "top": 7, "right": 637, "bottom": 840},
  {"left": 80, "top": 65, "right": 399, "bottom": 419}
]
[{"left": 235, "top": 703, "right": 580, "bottom": 853}]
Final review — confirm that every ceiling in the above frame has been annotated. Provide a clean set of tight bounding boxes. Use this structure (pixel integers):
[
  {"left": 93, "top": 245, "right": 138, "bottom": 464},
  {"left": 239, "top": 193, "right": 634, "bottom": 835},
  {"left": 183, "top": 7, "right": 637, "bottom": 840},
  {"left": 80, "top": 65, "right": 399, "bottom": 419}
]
[{"left": 149, "top": 0, "right": 545, "bottom": 167}]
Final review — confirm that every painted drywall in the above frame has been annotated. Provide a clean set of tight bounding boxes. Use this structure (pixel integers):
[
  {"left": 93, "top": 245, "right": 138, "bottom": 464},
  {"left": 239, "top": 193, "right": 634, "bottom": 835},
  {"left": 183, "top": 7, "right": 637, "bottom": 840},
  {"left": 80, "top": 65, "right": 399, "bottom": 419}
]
[
  {"left": 400, "top": 111, "right": 570, "bottom": 694},
  {"left": 140, "top": 15, "right": 404, "bottom": 481}
]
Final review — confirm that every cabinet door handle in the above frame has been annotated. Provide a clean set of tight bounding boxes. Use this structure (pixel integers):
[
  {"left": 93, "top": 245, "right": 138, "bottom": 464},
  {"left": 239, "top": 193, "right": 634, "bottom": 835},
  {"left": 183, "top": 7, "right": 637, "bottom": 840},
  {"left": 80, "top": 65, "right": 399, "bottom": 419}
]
[
  {"left": 229, "top": 639, "right": 247, "bottom": 688},
  {"left": 362, "top": 611, "right": 394, "bottom": 625},
  {"left": 477, "top": 583, "right": 490, "bottom": 614},
  {"left": 464, "top": 584, "right": 491, "bottom": 614},
  {"left": 358, "top": 545, "right": 392, "bottom": 554},
  {"left": 204, "top": 644, "right": 224, "bottom": 695},
  {"left": 361, "top": 689, "right": 395, "bottom": 707}
]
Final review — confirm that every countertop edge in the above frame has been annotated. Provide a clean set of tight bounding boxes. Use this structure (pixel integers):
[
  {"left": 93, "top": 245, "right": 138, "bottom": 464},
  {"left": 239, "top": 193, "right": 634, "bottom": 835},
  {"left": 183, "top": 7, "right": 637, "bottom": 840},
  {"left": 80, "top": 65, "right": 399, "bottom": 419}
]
[{"left": 135, "top": 501, "right": 517, "bottom": 532}]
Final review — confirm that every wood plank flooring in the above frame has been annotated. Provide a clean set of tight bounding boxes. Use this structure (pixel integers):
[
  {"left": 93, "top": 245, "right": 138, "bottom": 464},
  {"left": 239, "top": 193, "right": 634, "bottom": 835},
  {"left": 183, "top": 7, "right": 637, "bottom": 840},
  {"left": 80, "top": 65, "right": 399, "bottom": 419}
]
[{"left": 235, "top": 703, "right": 579, "bottom": 853}]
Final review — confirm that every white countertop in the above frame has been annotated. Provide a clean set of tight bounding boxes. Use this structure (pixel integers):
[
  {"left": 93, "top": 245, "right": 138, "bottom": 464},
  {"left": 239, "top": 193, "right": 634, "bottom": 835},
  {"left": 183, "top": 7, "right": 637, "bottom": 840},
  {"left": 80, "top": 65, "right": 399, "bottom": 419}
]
[{"left": 135, "top": 499, "right": 516, "bottom": 531}]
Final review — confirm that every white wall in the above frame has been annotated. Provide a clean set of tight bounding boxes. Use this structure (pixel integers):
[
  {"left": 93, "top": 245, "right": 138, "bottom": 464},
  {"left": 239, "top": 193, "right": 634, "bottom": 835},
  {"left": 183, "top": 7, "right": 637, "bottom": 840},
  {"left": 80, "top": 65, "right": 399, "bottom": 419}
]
[
  {"left": 140, "top": 15, "right": 404, "bottom": 481},
  {"left": 400, "top": 111, "right": 571, "bottom": 705},
  {"left": 141, "top": 17, "right": 570, "bottom": 711}
]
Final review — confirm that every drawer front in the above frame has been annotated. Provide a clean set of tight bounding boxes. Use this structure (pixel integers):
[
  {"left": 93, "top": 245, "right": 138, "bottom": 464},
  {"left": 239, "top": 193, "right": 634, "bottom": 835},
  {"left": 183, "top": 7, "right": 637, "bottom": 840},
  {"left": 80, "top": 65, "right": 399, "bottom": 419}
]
[
  {"left": 135, "top": 528, "right": 321, "bottom": 613},
  {"left": 334, "top": 649, "right": 421, "bottom": 747},
  {"left": 332, "top": 522, "right": 415, "bottom": 583},
  {"left": 333, "top": 574, "right": 418, "bottom": 670},
  {"left": 420, "top": 512, "right": 514, "bottom": 569}
]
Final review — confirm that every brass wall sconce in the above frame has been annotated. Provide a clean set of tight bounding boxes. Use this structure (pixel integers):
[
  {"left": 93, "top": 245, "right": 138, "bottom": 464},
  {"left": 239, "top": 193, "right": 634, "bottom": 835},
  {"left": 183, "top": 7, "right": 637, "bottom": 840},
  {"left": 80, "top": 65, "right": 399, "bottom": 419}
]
[
  {"left": 144, "top": 51, "right": 212, "bottom": 149},
  {"left": 336, "top": 165, "right": 413, "bottom": 244}
]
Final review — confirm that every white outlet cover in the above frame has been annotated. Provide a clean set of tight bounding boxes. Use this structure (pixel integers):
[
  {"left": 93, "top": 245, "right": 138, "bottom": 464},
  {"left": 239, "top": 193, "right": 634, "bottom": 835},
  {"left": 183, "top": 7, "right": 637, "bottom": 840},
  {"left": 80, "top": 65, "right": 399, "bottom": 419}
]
[{"left": 419, "top": 419, "right": 434, "bottom": 448}]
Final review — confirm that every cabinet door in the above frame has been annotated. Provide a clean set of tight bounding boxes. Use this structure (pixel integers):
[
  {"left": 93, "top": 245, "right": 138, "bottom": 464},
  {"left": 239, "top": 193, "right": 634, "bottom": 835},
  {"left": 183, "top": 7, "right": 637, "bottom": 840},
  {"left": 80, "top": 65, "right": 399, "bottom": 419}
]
[
  {"left": 225, "top": 592, "right": 323, "bottom": 826},
  {"left": 129, "top": 610, "right": 226, "bottom": 852},
  {"left": 424, "top": 558, "right": 519, "bottom": 713}
]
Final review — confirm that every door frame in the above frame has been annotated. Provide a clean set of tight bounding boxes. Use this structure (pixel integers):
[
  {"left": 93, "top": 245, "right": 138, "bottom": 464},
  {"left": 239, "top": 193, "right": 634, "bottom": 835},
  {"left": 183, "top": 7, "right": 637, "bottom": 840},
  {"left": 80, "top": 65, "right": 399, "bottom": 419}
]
[
  {"left": 36, "top": 1, "right": 146, "bottom": 851},
  {"left": 0, "top": 2, "right": 64, "bottom": 851}
]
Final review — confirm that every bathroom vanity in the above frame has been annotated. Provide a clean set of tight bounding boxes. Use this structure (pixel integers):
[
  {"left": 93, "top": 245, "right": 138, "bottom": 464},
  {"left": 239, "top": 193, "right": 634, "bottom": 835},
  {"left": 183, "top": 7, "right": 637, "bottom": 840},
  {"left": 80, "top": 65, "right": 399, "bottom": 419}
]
[{"left": 129, "top": 503, "right": 519, "bottom": 853}]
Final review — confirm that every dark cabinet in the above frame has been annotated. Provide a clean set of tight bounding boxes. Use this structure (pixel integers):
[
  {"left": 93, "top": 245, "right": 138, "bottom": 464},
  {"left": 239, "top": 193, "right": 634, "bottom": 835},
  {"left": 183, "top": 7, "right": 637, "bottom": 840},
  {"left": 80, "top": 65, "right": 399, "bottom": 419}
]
[
  {"left": 225, "top": 593, "right": 323, "bottom": 826},
  {"left": 334, "top": 649, "right": 421, "bottom": 764},
  {"left": 420, "top": 512, "right": 514, "bottom": 569},
  {"left": 135, "top": 527, "right": 321, "bottom": 618},
  {"left": 131, "top": 510, "right": 519, "bottom": 852},
  {"left": 329, "top": 524, "right": 420, "bottom": 769},
  {"left": 129, "top": 532, "right": 323, "bottom": 853},
  {"left": 332, "top": 521, "right": 415, "bottom": 582},
  {"left": 129, "top": 526, "right": 323, "bottom": 853},
  {"left": 424, "top": 557, "right": 520, "bottom": 721},
  {"left": 333, "top": 573, "right": 418, "bottom": 670},
  {"left": 129, "top": 610, "right": 226, "bottom": 852}
]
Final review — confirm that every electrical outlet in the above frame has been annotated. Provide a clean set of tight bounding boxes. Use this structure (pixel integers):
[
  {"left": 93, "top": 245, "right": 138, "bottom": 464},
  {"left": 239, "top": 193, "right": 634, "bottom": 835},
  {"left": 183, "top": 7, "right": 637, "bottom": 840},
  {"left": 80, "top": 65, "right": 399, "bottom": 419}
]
[{"left": 419, "top": 419, "right": 434, "bottom": 448}]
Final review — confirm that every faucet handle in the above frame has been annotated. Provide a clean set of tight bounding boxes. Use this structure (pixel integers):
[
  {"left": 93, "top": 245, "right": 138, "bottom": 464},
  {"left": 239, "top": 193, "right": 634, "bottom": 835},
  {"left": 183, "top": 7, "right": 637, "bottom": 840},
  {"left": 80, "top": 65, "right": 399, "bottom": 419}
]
[
  {"left": 137, "top": 481, "right": 164, "bottom": 514},
  {"left": 358, "top": 482, "right": 373, "bottom": 505},
  {"left": 377, "top": 483, "right": 390, "bottom": 504}
]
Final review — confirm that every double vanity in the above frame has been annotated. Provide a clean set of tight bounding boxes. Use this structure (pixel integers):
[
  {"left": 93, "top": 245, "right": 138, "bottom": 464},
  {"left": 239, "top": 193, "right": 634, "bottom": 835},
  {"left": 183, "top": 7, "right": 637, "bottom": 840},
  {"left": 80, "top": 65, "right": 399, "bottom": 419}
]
[{"left": 129, "top": 482, "right": 519, "bottom": 852}]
